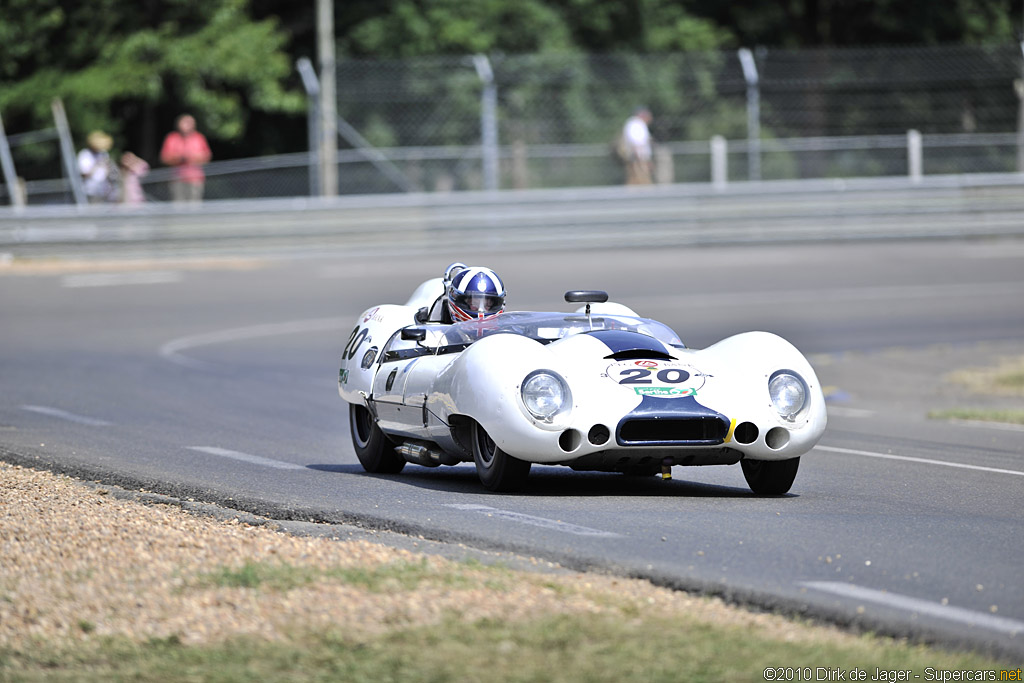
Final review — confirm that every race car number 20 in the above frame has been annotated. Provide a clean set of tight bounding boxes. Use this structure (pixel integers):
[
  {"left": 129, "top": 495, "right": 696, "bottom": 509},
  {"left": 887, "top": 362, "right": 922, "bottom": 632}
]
[
  {"left": 342, "top": 326, "right": 369, "bottom": 361},
  {"left": 606, "top": 360, "right": 705, "bottom": 398}
]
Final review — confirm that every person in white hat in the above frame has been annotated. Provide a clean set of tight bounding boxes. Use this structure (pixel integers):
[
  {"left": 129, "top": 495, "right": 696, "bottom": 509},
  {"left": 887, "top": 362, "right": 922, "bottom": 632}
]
[{"left": 77, "top": 130, "right": 117, "bottom": 202}]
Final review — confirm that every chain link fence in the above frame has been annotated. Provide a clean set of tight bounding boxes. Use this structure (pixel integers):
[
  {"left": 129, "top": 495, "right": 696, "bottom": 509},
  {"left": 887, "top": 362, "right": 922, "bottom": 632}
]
[
  {"left": 333, "top": 45, "right": 1024, "bottom": 192},
  {"left": 3, "top": 44, "right": 1023, "bottom": 204}
]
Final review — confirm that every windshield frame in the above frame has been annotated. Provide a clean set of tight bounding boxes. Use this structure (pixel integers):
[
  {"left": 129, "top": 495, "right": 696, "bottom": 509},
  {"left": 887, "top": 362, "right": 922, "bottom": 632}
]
[{"left": 379, "top": 311, "right": 684, "bottom": 364}]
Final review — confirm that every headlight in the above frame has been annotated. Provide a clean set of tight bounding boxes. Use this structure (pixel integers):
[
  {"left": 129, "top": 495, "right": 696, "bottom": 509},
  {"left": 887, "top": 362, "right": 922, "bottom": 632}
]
[
  {"left": 769, "top": 371, "right": 808, "bottom": 422},
  {"left": 521, "top": 370, "right": 571, "bottom": 422}
]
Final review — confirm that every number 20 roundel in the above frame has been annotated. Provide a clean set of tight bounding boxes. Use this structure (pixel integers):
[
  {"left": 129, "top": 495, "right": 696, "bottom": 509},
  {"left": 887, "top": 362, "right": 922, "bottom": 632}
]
[{"left": 606, "top": 359, "right": 706, "bottom": 398}]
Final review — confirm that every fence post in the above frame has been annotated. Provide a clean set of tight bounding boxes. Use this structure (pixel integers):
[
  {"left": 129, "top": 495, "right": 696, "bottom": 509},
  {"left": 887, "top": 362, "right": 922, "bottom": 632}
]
[
  {"left": 0, "top": 111, "right": 25, "bottom": 210},
  {"left": 473, "top": 54, "right": 499, "bottom": 191},
  {"left": 654, "top": 145, "right": 674, "bottom": 184},
  {"left": 1017, "top": 41, "right": 1024, "bottom": 173},
  {"left": 296, "top": 58, "right": 321, "bottom": 198},
  {"left": 511, "top": 140, "right": 528, "bottom": 189},
  {"left": 711, "top": 135, "right": 728, "bottom": 190},
  {"left": 51, "top": 98, "right": 86, "bottom": 206},
  {"left": 316, "top": 0, "right": 337, "bottom": 197},
  {"left": 738, "top": 47, "right": 761, "bottom": 182},
  {"left": 907, "top": 129, "right": 922, "bottom": 183}
]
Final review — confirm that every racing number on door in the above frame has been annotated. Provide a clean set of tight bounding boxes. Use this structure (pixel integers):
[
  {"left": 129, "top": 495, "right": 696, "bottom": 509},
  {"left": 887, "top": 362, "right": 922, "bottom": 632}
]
[
  {"left": 617, "top": 368, "right": 690, "bottom": 384},
  {"left": 342, "top": 326, "right": 369, "bottom": 361}
]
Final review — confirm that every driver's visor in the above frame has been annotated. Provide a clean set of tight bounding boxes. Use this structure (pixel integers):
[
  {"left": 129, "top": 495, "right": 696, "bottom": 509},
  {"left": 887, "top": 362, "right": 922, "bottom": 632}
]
[{"left": 451, "top": 291, "right": 503, "bottom": 317}]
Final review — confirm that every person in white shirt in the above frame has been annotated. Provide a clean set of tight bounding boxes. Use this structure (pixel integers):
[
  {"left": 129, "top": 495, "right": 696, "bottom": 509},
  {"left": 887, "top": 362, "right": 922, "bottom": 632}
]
[
  {"left": 621, "top": 107, "right": 653, "bottom": 185},
  {"left": 77, "top": 131, "right": 117, "bottom": 203}
]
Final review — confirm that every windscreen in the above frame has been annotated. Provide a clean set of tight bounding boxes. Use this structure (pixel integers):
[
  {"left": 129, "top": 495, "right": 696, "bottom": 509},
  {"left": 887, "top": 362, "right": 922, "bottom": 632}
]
[{"left": 439, "top": 312, "right": 684, "bottom": 348}]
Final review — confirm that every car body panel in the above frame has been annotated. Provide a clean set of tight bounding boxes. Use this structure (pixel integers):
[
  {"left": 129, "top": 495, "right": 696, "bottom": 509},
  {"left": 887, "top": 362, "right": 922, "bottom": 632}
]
[{"left": 339, "top": 278, "right": 827, "bottom": 479}]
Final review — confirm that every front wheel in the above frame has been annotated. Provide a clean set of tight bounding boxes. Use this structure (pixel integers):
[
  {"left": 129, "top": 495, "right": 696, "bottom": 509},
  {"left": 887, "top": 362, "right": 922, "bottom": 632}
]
[
  {"left": 349, "top": 404, "right": 404, "bottom": 474},
  {"left": 741, "top": 457, "right": 799, "bottom": 495},
  {"left": 471, "top": 422, "right": 531, "bottom": 492}
]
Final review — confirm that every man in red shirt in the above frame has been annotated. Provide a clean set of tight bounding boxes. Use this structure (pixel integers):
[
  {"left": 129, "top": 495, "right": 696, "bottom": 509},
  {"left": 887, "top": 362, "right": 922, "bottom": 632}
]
[{"left": 160, "top": 114, "right": 211, "bottom": 203}]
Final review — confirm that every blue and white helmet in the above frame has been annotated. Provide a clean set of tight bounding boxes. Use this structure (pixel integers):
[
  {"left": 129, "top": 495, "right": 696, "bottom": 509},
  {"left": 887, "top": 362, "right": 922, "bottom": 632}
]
[{"left": 448, "top": 266, "right": 506, "bottom": 322}]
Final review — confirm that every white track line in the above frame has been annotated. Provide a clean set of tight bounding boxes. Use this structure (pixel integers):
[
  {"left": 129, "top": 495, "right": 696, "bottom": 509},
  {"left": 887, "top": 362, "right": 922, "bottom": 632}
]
[
  {"left": 801, "top": 581, "right": 1024, "bottom": 636},
  {"left": 187, "top": 446, "right": 305, "bottom": 470},
  {"left": 816, "top": 445, "right": 1024, "bottom": 477},
  {"left": 445, "top": 503, "right": 622, "bottom": 537},
  {"left": 62, "top": 271, "right": 181, "bottom": 288},
  {"left": 20, "top": 404, "right": 111, "bottom": 426},
  {"left": 160, "top": 317, "right": 351, "bottom": 369}
]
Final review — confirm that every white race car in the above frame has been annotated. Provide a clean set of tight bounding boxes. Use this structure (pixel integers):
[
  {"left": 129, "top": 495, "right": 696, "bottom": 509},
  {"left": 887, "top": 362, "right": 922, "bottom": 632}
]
[{"left": 338, "top": 277, "right": 827, "bottom": 494}]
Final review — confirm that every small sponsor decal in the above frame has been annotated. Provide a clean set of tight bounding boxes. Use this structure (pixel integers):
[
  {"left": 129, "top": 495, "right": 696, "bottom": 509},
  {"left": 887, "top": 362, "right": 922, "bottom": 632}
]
[
  {"left": 633, "top": 386, "right": 697, "bottom": 397},
  {"left": 634, "top": 360, "right": 658, "bottom": 368},
  {"left": 361, "top": 307, "right": 384, "bottom": 323},
  {"left": 339, "top": 368, "right": 349, "bottom": 385}
]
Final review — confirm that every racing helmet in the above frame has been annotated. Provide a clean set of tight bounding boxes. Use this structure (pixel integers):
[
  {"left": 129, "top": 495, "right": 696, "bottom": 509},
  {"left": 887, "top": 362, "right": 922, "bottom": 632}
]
[{"left": 448, "top": 266, "right": 506, "bottom": 322}]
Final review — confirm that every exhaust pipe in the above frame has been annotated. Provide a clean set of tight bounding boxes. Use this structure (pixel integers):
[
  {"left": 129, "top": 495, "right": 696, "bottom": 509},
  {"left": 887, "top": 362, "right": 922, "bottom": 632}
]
[{"left": 395, "top": 442, "right": 443, "bottom": 467}]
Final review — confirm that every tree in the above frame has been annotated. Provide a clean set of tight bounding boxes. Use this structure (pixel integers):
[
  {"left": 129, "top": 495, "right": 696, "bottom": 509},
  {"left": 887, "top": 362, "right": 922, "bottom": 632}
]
[
  {"left": 0, "top": 0, "right": 303, "bottom": 164},
  {"left": 336, "top": 0, "right": 733, "bottom": 57},
  {"left": 692, "top": 0, "right": 1018, "bottom": 48},
  {"left": 339, "top": 0, "right": 575, "bottom": 56}
]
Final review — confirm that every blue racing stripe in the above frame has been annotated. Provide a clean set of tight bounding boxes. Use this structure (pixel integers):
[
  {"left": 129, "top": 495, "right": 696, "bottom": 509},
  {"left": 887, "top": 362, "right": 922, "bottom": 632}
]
[{"left": 585, "top": 329, "right": 670, "bottom": 356}]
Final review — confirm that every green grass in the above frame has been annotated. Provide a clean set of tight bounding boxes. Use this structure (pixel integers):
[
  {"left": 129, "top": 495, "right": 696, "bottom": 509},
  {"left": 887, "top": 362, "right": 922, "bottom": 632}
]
[
  {"left": 0, "top": 613, "right": 1009, "bottom": 683},
  {"left": 928, "top": 408, "right": 1024, "bottom": 426},
  {"left": 947, "top": 356, "right": 1024, "bottom": 396},
  {"left": 198, "top": 558, "right": 484, "bottom": 593},
  {"left": 994, "top": 370, "right": 1024, "bottom": 391}
]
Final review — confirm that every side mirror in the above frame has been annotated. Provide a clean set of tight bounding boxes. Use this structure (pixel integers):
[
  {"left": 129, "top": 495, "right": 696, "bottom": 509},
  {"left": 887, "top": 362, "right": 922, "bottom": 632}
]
[
  {"left": 401, "top": 327, "right": 427, "bottom": 342},
  {"left": 565, "top": 290, "right": 609, "bottom": 304}
]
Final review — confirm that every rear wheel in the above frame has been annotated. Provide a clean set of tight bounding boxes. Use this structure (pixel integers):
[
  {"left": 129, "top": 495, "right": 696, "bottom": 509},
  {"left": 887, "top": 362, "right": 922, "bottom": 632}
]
[
  {"left": 741, "top": 457, "right": 799, "bottom": 495},
  {"left": 349, "top": 404, "right": 404, "bottom": 474},
  {"left": 471, "top": 422, "right": 531, "bottom": 492}
]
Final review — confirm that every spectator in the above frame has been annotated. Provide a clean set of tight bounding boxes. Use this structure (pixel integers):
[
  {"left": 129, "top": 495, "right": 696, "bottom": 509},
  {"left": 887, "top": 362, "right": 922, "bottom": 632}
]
[
  {"left": 119, "top": 151, "right": 150, "bottom": 205},
  {"left": 621, "top": 107, "right": 654, "bottom": 185},
  {"left": 77, "top": 131, "right": 118, "bottom": 203},
  {"left": 160, "top": 114, "right": 211, "bottom": 202}
]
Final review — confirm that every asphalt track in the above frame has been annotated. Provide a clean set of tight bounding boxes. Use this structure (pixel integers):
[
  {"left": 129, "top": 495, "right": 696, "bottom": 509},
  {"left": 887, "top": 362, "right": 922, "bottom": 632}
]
[{"left": 1, "top": 239, "right": 1023, "bottom": 658}]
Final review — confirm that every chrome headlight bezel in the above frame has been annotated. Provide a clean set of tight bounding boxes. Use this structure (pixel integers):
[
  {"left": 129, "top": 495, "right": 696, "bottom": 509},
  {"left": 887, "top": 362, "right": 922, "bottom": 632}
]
[
  {"left": 768, "top": 370, "right": 809, "bottom": 422},
  {"left": 520, "top": 370, "right": 572, "bottom": 424}
]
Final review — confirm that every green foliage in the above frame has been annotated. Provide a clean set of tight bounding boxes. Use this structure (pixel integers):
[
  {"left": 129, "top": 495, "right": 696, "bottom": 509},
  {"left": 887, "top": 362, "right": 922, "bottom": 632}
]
[
  {"left": 697, "top": 0, "right": 1019, "bottom": 47},
  {"left": 198, "top": 559, "right": 476, "bottom": 593},
  {"left": 0, "top": 0, "right": 303, "bottom": 147},
  {"left": 342, "top": 0, "right": 575, "bottom": 56},
  {"left": 340, "top": 0, "right": 736, "bottom": 57},
  {"left": 0, "top": 0, "right": 1020, "bottom": 164},
  {"left": 929, "top": 409, "right": 1024, "bottom": 425}
]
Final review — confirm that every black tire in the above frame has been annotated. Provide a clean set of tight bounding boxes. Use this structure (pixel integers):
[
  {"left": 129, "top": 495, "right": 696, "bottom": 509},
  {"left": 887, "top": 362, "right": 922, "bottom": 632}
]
[
  {"left": 741, "top": 457, "right": 800, "bottom": 495},
  {"left": 349, "top": 403, "right": 405, "bottom": 474},
  {"left": 471, "top": 422, "right": 531, "bottom": 492}
]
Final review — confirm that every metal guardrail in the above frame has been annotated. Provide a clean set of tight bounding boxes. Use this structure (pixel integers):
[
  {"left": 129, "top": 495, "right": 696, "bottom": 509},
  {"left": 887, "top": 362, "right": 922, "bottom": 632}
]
[
  {"left": 1, "top": 173, "right": 1023, "bottom": 260},
  {"left": 5, "top": 131, "right": 1023, "bottom": 205}
]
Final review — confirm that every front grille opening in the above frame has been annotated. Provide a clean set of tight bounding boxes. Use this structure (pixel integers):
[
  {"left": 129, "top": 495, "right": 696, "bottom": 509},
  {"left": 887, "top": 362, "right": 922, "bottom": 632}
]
[{"left": 619, "top": 417, "right": 726, "bottom": 444}]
